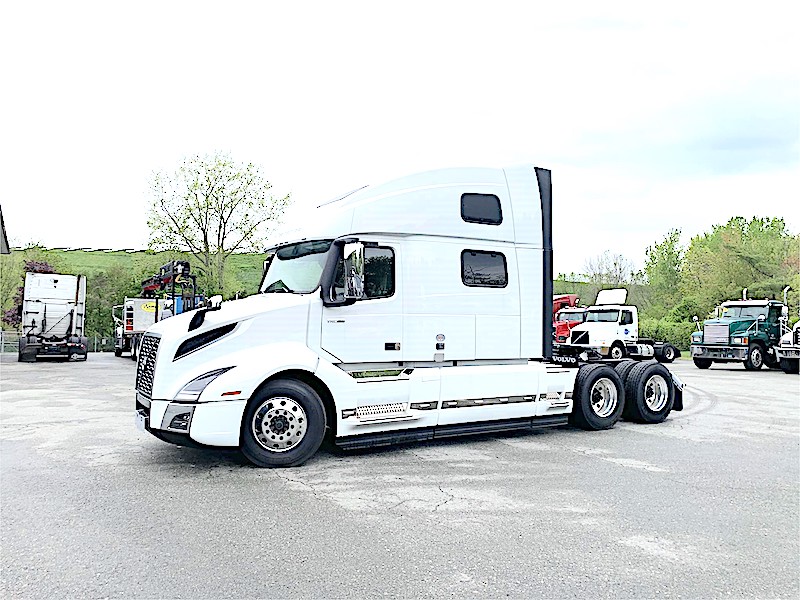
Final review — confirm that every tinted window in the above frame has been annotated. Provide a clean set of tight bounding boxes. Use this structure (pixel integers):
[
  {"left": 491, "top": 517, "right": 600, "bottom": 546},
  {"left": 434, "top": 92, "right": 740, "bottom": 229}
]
[
  {"left": 364, "top": 247, "right": 395, "bottom": 298},
  {"left": 461, "top": 193, "right": 502, "bottom": 225},
  {"left": 462, "top": 250, "right": 507, "bottom": 287},
  {"left": 333, "top": 246, "right": 395, "bottom": 300}
]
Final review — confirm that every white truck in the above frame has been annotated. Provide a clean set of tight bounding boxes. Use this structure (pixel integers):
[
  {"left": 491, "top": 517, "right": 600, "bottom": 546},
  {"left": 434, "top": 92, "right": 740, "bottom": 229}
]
[
  {"left": 112, "top": 298, "right": 170, "bottom": 359},
  {"left": 18, "top": 272, "right": 88, "bottom": 362},
  {"left": 776, "top": 321, "right": 800, "bottom": 374},
  {"left": 560, "top": 289, "right": 679, "bottom": 362},
  {"left": 134, "top": 165, "right": 684, "bottom": 467}
]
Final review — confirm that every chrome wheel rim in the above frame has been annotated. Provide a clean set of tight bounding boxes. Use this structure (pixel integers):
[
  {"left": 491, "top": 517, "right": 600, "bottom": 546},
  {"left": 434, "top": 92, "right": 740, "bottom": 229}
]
[
  {"left": 252, "top": 396, "right": 307, "bottom": 453},
  {"left": 751, "top": 348, "right": 762, "bottom": 367},
  {"left": 644, "top": 374, "right": 669, "bottom": 412},
  {"left": 590, "top": 377, "right": 618, "bottom": 418},
  {"left": 610, "top": 346, "right": 623, "bottom": 360},
  {"left": 664, "top": 347, "right": 674, "bottom": 360}
]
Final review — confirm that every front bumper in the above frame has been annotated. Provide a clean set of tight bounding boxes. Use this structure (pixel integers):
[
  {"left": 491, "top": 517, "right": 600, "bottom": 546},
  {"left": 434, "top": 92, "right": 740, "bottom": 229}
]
[
  {"left": 690, "top": 344, "right": 747, "bottom": 361},
  {"left": 136, "top": 397, "right": 246, "bottom": 447},
  {"left": 776, "top": 347, "right": 800, "bottom": 360}
]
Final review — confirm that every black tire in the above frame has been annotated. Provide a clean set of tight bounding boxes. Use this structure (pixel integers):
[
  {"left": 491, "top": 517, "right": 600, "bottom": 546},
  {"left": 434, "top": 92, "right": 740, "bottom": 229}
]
[
  {"left": 609, "top": 342, "right": 626, "bottom": 360},
  {"left": 241, "top": 379, "right": 326, "bottom": 468},
  {"left": 780, "top": 358, "right": 799, "bottom": 374},
  {"left": 114, "top": 348, "right": 122, "bottom": 357},
  {"left": 657, "top": 344, "right": 677, "bottom": 363},
  {"left": 130, "top": 336, "right": 138, "bottom": 361},
  {"left": 693, "top": 358, "right": 712, "bottom": 369},
  {"left": 614, "top": 359, "right": 638, "bottom": 382},
  {"left": 623, "top": 361, "right": 674, "bottom": 424},
  {"left": 570, "top": 364, "right": 625, "bottom": 430},
  {"left": 744, "top": 343, "right": 764, "bottom": 370}
]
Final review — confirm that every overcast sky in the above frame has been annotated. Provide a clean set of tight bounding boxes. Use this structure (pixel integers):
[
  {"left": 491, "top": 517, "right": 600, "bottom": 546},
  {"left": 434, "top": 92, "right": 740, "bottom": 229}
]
[{"left": 2, "top": 1, "right": 798, "bottom": 276}]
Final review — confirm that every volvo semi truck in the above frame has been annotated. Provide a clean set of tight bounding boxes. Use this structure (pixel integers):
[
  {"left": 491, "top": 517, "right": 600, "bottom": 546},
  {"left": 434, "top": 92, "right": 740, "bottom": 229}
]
[
  {"left": 134, "top": 165, "right": 684, "bottom": 467},
  {"left": 18, "top": 272, "right": 88, "bottom": 362}
]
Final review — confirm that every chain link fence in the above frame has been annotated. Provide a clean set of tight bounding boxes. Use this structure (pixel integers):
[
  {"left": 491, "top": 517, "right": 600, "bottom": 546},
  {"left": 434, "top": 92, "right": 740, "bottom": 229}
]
[{"left": 0, "top": 331, "right": 115, "bottom": 353}]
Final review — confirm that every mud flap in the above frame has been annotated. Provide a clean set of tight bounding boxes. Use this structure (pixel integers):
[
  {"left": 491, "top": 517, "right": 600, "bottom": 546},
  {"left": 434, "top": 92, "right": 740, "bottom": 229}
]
[{"left": 671, "top": 372, "right": 685, "bottom": 411}]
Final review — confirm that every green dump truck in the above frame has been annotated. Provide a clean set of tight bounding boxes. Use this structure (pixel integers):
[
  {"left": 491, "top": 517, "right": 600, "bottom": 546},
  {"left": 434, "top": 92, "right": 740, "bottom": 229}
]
[{"left": 690, "top": 299, "right": 789, "bottom": 370}]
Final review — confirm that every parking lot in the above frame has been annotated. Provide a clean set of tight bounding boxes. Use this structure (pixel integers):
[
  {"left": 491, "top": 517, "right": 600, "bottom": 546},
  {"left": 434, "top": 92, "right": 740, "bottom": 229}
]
[{"left": 1, "top": 353, "right": 798, "bottom": 599}]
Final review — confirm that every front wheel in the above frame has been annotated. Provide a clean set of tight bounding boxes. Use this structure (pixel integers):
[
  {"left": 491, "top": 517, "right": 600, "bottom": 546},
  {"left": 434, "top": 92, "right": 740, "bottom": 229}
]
[
  {"left": 693, "top": 357, "right": 712, "bottom": 369},
  {"left": 241, "top": 379, "right": 326, "bottom": 468},
  {"left": 570, "top": 364, "right": 625, "bottom": 430},
  {"left": 609, "top": 342, "right": 626, "bottom": 360},
  {"left": 744, "top": 343, "right": 764, "bottom": 370}
]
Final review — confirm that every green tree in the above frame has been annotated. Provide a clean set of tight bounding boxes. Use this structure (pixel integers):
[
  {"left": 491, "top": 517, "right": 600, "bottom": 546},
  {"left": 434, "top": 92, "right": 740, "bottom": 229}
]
[
  {"left": 644, "top": 229, "right": 683, "bottom": 319},
  {"left": 147, "top": 152, "right": 291, "bottom": 297},
  {"left": 681, "top": 217, "right": 799, "bottom": 316}
]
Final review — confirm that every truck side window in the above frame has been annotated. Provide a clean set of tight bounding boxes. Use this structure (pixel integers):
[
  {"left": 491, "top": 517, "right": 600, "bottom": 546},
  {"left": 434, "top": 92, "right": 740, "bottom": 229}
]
[
  {"left": 461, "top": 250, "right": 507, "bottom": 287},
  {"left": 364, "top": 247, "right": 395, "bottom": 299},
  {"left": 620, "top": 311, "right": 633, "bottom": 325},
  {"left": 461, "top": 193, "right": 502, "bottom": 225},
  {"left": 334, "top": 247, "right": 395, "bottom": 300}
]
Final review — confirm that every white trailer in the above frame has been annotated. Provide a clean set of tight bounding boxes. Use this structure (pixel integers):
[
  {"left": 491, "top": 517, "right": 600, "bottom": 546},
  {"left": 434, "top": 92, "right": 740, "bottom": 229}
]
[
  {"left": 134, "top": 165, "right": 684, "bottom": 467},
  {"left": 19, "top": 272, "right": 88, "bottom": 362},
  {"left": 561, "top": 289, "right": 679, "bottom": 362},
  {"left": 776, "top": 322, "right": 800, "bottom": 374}
]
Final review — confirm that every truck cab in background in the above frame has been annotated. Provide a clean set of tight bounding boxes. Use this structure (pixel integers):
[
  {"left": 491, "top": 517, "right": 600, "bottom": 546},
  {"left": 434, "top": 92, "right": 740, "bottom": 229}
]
[
  {"left": 554, "top": 306, "right": 587, "bottom": 345},
  {"left": 18, "top": 272, "right": 88, "bottom": 362},
  {"left": 561, "top": 289, "right": 678, "bottom": 362},
  {"left": 776, "top": 321, "right": 800, "bottom": 374},
  {"left": 690, "top": 299, "right": 788, "bottom": 370}
]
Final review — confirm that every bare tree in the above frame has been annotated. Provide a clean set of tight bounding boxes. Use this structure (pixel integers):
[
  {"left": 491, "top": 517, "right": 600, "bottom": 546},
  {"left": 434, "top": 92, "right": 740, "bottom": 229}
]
[
  {"left": 583, "top": 250, "right": 638, "bottom": 286},
  {"left": 147, "top": 152, "right": 291, "bottom": 296}
]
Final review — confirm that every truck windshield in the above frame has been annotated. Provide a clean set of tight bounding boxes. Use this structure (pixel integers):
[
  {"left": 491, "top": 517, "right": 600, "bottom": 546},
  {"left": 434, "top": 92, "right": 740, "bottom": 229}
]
[
  {"left": 260, "top": 240, "right": 333, "bottom": 294},
  {"left": 586, "top": 309, "right": 619, "bottom": 323},
  {"left": 720, "top": 306, "right": 768, "bottom": 319},
  {"left": 557, "top": 310, "right": 585, "bottom": 323}
]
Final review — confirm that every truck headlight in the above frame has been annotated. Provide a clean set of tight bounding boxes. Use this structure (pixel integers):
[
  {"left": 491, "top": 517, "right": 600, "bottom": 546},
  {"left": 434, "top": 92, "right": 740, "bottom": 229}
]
[
  {"left": 731, "top": 336, "right": 748, "bottom": 346},
  {"left": 174, "top": 367, "right": 234, "bottom": 402},
  {"left": 691, "top": 332, "right": 702, "bottom": 343}
]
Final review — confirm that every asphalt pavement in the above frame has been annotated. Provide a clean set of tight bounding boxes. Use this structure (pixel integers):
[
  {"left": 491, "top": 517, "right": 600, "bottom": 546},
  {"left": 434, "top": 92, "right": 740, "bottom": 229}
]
[{"left": 1, "top": 353, "right": 798, "bottom": 599}]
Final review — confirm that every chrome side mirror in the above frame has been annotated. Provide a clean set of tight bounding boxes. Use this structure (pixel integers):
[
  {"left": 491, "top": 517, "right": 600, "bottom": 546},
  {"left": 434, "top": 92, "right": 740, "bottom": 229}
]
[{"left": 343, "top": 242, "right": 365, "bottom": 300}]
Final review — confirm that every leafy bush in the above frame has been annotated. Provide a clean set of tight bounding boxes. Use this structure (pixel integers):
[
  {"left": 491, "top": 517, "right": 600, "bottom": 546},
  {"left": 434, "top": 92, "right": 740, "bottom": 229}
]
[{"left": 639, "top": 319, "right": 696, "bottom": 351}]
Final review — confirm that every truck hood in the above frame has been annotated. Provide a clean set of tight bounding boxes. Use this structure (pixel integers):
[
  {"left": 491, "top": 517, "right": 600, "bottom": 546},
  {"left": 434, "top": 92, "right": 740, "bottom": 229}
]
[
  {"left": 702, "top": 318, "right": 755, "bottom": 335},
  {"left": 145, "top": 293, "right": 311, "bottom": 337},
  {"left": 569, "top": 322, "right": 620, "bottom": 345}
]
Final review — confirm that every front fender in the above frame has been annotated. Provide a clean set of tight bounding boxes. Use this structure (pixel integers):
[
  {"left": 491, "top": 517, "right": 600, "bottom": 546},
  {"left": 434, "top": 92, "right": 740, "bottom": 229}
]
[{"left": 196, "top": 342, "right": 320, "bottom": 402}]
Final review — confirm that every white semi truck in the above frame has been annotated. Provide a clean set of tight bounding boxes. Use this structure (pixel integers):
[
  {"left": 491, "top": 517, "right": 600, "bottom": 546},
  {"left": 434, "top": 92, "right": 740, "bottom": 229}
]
[
  {"left": 776, "top": 321, "right": 800, "bottom": 374},
  {"left": 18, "top": 272, "right": 88, "bottom": 362},
  {"left": 134, "top": 165, "right": 684, "bottom": 467},
  {"left": 560, "top": 289, "right": 679, "bottom": 362}
]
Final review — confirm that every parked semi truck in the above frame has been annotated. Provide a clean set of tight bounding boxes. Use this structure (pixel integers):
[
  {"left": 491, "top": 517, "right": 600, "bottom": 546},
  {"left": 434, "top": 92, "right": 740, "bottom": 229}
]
[
  {"left": 691, "top": 293, "right": 789, "bottom": 370},
  {"left": 776, "top": 321, "right": 800, "bottom": 374},
  {"left": 18, "top": 272, "right": 88, "bottom": 362},
  {"left": 113, "top": 260, "right": 202, "bottom": 359},
  {"left": 558, "top": 289, "right": 679, "bottom": 362},
  {"left": 554, "top": 306, "right": 587, "bottom": 345},
  {"left": 134, "top": 165, "right": 684, "bottom": 468}
]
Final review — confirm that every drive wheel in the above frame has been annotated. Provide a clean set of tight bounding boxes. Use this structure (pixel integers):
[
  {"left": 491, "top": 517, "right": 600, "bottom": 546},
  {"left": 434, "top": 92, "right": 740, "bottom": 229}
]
[
  {"left": 241, "top": 379, "right": 326, "bottom": 468},
  {"left": 658, "top": 344, "right": 677, "bottom": 363},
  {"left": 780, "top": 358, "right": 799, "bottom": 374},
  {"left": 570, "top": 364, "right": 624, "bottom": 430},
  {"left": 609, "top": 342, "right": 626, "bottom": 360},
  {"left": 114, "top": 347, "right": 122, "bottom": 357},
  {"left": 624, "top": 361, "right": 674, "bottom": 424},
  {"left": 693, "top": 358, "right": 712, "bottom": 369},
  {"left": 744, "top": 343, "right": 763, "bottom": 370}
]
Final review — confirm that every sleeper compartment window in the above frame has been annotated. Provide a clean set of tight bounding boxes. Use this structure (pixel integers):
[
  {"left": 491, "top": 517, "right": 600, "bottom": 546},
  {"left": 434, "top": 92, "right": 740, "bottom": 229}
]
[{"left": 461, "top": 193, "right": 502, "bottom": 225}]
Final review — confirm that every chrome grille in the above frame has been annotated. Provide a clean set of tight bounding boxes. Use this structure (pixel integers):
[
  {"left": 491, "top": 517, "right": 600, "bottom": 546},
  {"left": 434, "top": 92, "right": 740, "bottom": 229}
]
[
  {"left": 703, "top": 323, "right": 729, "bottom": 345},
  {"left": 356, "top": 402, "right": 407, "bottom": 421},
  {"left": 795, "top": 328, "right": 800, "bottom": 346},
  {"left": 135, "top": 334, "right": 160, "bottom": 398}
]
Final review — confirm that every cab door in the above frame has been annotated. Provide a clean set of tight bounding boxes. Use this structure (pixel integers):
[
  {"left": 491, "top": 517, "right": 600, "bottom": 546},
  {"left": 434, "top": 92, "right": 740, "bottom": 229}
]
[{"left": 321, "top": 245, "right": 403, "bottom": 363}]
